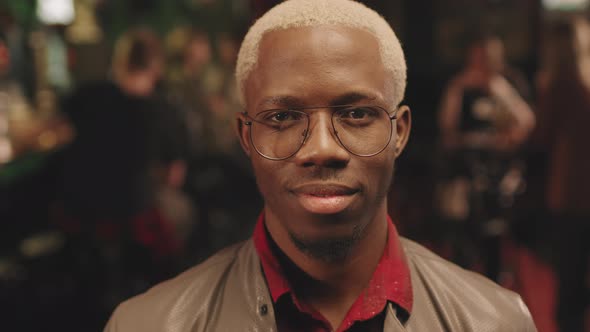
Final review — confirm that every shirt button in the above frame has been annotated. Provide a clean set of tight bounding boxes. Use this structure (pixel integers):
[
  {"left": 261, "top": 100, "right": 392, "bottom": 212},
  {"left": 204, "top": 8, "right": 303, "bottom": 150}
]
[{"left": 260, "top": 304, "right": 268, "bottom": 316}]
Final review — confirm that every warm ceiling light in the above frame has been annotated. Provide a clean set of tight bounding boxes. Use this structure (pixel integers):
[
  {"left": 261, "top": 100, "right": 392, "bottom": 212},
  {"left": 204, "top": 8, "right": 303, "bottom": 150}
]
[
  {"left": 543, "top": 0, "right": 589, "bottom": 10},
  {"left": 37, "top": 0, "right": 75, "bottom": 25}
]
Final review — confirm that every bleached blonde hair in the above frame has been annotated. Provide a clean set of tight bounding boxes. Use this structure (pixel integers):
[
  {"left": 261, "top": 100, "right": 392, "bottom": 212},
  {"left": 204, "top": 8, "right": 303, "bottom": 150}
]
[{"left": 235, "top": 0, "right": 406, "bottom": 108}]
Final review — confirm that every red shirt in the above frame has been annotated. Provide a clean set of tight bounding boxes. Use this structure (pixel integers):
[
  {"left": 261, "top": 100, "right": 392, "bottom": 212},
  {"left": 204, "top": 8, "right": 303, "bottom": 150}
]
[{"left": 253, "top": 214, "right": 413, "bottom": 332}]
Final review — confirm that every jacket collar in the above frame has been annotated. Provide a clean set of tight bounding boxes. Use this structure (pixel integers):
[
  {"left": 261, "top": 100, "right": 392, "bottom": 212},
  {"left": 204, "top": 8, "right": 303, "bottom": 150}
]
[
  {"left": 253, "top": 213, "right": 413, "bottom": 315},
  {"left": 225, "top": 240, "right": 413, "bottom": 331}
]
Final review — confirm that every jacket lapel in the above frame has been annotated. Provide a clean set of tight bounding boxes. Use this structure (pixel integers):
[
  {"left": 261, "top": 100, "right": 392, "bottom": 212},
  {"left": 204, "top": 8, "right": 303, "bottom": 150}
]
[
  {"left": 383, "top": 303, "right": 407, "bottom": 332},
  {"left": 213, "top": 240, "right": 278, "bottom": 331}
]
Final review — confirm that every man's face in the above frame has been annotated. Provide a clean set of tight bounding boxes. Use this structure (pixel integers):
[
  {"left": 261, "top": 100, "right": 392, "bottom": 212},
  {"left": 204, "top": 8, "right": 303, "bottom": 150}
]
[
  {"left": 185, "top": 36, "right": 211, "bottom": 73},
  {"left": 238, "top": 26, "right": 410, "bottom": 257}
]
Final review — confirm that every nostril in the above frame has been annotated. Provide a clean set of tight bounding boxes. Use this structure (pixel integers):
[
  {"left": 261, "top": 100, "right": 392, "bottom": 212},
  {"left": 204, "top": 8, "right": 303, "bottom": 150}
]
[
  {"left": 302, "top": 159, "right": 347, "bottom": 169},
  {"left": 326, "top": 159, "right": 347, "bottom": 169},
  {"left": 302, "top": 161, "right": 315, "bottom": 168}
]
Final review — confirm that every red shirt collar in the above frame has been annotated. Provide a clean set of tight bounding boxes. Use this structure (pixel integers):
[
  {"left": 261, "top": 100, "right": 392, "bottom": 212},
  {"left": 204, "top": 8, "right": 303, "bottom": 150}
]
[{"left": 253, "top": 213, "right": 413, "bottom": 329}]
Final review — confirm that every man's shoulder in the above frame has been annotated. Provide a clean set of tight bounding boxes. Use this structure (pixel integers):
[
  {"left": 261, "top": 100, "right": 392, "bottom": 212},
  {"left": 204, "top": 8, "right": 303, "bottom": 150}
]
[
  {"left": 400, "top": 238, "right": 536, "bottom": 331},
  {"left": 400, "top": 237, "right": 522, "bottom": 299},
  {"left": 104, "top": 241, "right": 249, "bottom": 331},
  {"left": 402, "top": 237, "right": 503, "bottom": 288},
  {"left": 132, "top": 241, "right": 245, "bottom": 300}
]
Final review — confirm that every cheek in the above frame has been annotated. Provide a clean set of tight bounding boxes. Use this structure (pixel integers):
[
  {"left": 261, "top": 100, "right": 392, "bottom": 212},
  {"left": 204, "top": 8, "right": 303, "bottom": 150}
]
[
  {"left": 251, "top": 158, "right": 284, "bottom": 197},
  {"left": 364, "top": 152, "right": 396, "bottom": 190}
]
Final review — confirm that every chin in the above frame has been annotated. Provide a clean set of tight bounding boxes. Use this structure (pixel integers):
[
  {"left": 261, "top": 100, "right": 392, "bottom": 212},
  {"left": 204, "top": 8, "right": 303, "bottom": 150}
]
[
  {"left": 289, "top": 211, "right": 367, "bottom": 241},
  {"left": 287, "top": 222, "right": 365, "bottom": 263}
]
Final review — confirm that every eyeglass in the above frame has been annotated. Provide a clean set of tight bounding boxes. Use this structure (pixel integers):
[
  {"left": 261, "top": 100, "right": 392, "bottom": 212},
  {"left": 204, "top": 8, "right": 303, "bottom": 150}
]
[{"left": 242, "top": 105, "right": 398, "bottom": 161}]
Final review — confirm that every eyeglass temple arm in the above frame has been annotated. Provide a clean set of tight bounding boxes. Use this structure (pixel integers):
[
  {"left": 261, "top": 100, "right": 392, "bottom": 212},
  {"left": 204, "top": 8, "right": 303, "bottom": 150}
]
[
  {"left": 242, "top": 111, "right": 253, "bottom": 125},
  {"left": 390, "top": 106, "right": 402, "bottom": 120},
  {"left": 242, "top": 112, "right": 281, "bottom": 130}
]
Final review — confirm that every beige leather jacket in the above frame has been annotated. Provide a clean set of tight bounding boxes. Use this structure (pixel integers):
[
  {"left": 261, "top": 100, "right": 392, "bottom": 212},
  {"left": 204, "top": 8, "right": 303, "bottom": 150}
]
[{"left": 105, "top": 238, "right": 536, "bottom": 331}]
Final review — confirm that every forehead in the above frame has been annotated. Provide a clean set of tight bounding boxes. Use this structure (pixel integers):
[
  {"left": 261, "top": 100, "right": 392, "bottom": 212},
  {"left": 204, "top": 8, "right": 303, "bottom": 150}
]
[{"left": 245, "top": 26, "right": 391, "bottom": 110}]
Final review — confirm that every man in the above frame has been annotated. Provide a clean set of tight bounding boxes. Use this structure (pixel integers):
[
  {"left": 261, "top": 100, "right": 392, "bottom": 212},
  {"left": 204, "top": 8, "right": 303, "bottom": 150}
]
[
  {"left": 55, "top": 29, "right": 188, "bottom": 327},
  {"left": 58, "top": 28, "right": 187, "bottom": 252},
  {"left": 105, "top": 1, "right": 536, "bottom": 331}
]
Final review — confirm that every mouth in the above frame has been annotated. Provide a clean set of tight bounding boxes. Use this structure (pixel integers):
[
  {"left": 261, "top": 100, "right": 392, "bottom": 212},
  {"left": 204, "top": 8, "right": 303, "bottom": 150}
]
[{"left": 291, "top": 184, "right": 360, "bottom": 215}]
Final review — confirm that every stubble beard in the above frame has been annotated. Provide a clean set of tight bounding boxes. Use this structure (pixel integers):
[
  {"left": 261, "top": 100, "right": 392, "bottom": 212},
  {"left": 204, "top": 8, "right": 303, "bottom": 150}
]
[
  {"left": 288, "top": 223, "right": 365, "bottom": 264},
  {"left": 288, "top": 164, "right": 396, "bottom": 264},
  {"left": 257, "top": 151, "right": 397, "bottom": 263}
]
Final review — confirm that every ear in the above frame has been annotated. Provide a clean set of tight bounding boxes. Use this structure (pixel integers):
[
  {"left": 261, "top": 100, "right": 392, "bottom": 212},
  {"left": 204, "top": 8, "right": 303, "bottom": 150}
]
[
  {"left": 393, "top": 105, "right": 411, "bottom": 158},
  {"left": 235, "top": 112, "right": 252, "bottom": 157}
]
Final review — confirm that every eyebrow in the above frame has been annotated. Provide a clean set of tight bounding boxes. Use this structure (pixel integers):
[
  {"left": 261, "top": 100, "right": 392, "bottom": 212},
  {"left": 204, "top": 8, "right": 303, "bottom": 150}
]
[
  {"left": 258, "top": 92, "right": 379, "bottom": 110},
  {"left": 258, "top": 95, "right": 304, "bottom": 110},
  {"left": 331, "top": 92, "right": 378, "bottom": 106}
]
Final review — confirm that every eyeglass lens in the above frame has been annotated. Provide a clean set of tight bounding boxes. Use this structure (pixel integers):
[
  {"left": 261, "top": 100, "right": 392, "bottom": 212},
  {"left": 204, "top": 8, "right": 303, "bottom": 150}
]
[{"left": 248, "top": 106, "right": 393, "bottom": 160}]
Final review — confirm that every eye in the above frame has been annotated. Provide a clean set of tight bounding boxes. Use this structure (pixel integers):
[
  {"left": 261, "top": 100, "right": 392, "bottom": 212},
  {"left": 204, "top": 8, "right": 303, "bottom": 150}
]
[
  {"left": 263, "top": 110, "right": 304, "bottom": 122},
  {"left": 272, "top": 111, "right": 295, "bottom": 122},
  {"left": 256, "top": 110, "right": 306, "bottom": 131},
  {"left": 338, "top": 107, "right": 379, "bottom": 120}
]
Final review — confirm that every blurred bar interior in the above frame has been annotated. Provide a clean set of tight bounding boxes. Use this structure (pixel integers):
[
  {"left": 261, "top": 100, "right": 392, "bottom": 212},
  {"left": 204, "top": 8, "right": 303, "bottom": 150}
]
[{"left": 1, "top": 0, "right": 589, "bottom": 331}]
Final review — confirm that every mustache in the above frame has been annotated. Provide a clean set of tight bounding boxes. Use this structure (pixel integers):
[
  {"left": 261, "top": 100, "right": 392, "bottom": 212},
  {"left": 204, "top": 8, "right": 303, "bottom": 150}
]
[{"left": 284, "top": 166, "right": 353, "bottom": 187}]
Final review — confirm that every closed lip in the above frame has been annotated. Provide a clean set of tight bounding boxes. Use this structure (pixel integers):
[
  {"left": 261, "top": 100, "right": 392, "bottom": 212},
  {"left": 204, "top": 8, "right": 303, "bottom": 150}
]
[{"left": 290, "top": 183, "right": 359, "bottom": 196}]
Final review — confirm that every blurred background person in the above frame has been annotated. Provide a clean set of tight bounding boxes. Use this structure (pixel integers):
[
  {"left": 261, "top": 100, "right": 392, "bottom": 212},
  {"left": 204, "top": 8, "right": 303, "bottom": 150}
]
[
  {"left": 439, "top": 33, "right": 534, "bottom": 152},
  {"left": 165, "top": 27, "right": 260, "bottom": 263},
  {"left": 206, "top": 32, "right": 242, "bottom": 157},
  {"left": 0, "top": 31, "right": 21, "bottom": 165},
  {"left": 51, "top": 27, "right": 189, "bottom": 328},
  {"left": 1, "top": 1, "right": 587, "bottom": 331},
  {"left": 165, "top": 28, "right": 242, "bottom": 161},
  {"left": 534, "top": 17, "right": 590, "bottom": 332},
  {"left": 0, "top": 30, "right": 33, "bottom": 163},
  {"left": 437, "top": 33, "right": 535, "bottom": 281},
  {"left": 166, "top": 27, "right": 213, "bottom": 156}
]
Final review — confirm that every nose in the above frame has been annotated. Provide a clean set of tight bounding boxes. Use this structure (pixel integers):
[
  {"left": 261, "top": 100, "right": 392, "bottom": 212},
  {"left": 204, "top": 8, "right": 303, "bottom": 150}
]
[{"left": 292, "top": 112, "right": 350, "bottom": 168}]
